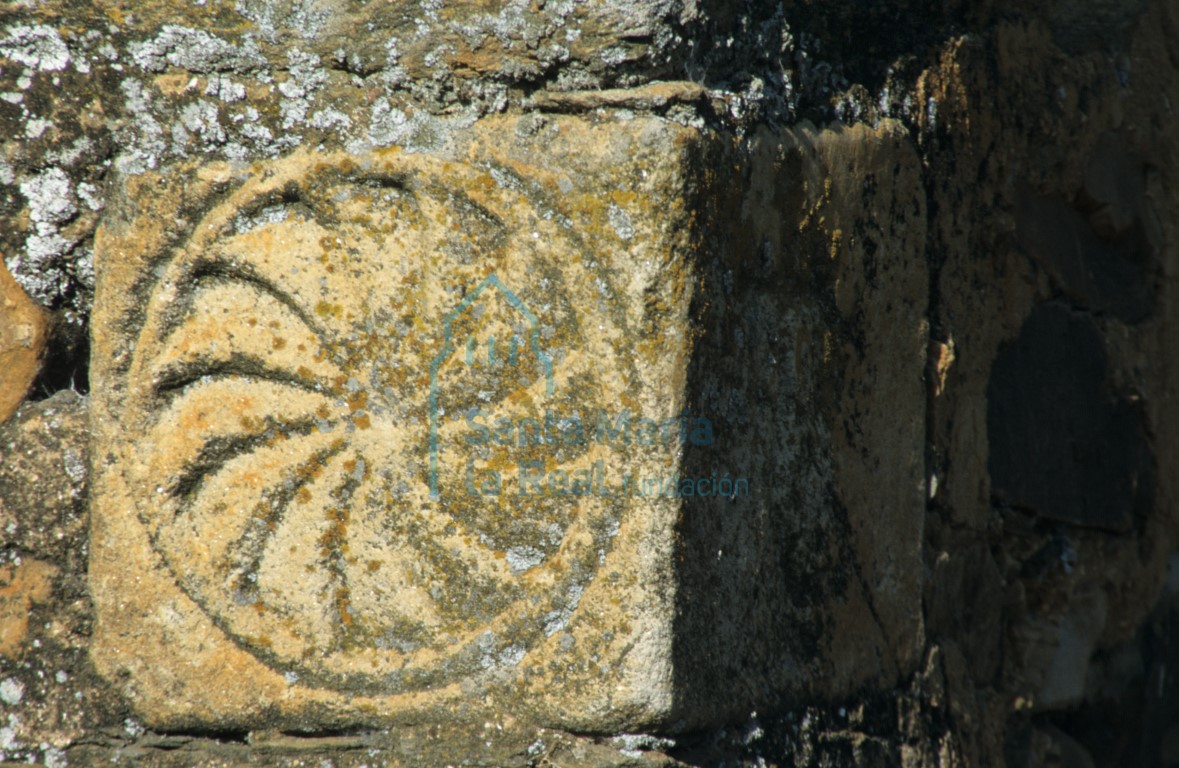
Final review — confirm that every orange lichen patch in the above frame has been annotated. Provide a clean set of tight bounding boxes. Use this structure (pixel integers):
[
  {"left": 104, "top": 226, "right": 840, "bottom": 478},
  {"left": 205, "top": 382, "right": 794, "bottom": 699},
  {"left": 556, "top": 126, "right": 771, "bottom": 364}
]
[
  {"left": 272, "top": 336, "right": 287, "bottom": 350},
  {"left": 0, "top": 559, "right": 58, "bottom": 658},
  {"left": 253, "top": 500, "right": 275, "bottom": 520},
  {"left": 335, "top": 589, "right": 354, "bottom": 629},
  {"left": 347, "top": 391, "right": 367, "bottom": 412},
  {"left": 296, "top": 487, "right": 312, "bottom": 504},
  {"left": 179, "top": 409, "right": 212, "bottom": 431},
  {"left": 353, "top": 414, "right": 372, "bottom": 430},
  {"left": 366, "top": 560, "right": 383, "bottom": 572},
  {"left": 239, "top": 469, "right": 265, "bottom": 489},
  {"left": 315, "top": 301, "right": 343, "bottom": 319},
  {"left": 609, "top": 189, "right": 639, "bottom": 207},
  {"left": 293, "top": 457, "right": 326, "bottom": 485}
]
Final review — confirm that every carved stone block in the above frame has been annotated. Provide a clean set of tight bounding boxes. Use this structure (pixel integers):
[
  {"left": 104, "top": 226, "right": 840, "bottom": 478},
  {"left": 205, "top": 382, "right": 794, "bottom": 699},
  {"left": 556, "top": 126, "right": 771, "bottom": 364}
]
[{"left": 89, "top": 114, "right": 927, "bottom": 731}]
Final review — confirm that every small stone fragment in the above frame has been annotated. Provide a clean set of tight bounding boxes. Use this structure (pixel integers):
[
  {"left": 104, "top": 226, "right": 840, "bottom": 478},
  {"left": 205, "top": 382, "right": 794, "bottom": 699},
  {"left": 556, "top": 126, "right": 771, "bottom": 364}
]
[{"left": 0, "top": 257, "right": 48, "bottom": 423}]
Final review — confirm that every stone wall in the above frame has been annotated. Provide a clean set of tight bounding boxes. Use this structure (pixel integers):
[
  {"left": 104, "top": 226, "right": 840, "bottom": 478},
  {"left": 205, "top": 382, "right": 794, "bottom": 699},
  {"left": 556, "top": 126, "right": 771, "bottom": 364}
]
[{"left": 1, "top": 0, "right": 1177, "bottom": 765}]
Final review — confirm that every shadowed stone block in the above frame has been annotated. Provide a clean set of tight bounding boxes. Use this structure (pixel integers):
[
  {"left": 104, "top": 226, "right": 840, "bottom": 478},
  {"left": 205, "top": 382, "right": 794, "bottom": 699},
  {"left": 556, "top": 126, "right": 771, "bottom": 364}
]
[
  {"left": 988, "top": 302, "right": 1153, "bottom": 532},
  {"left": 89, "top": 113, "right": 926, "bottom": 732}
]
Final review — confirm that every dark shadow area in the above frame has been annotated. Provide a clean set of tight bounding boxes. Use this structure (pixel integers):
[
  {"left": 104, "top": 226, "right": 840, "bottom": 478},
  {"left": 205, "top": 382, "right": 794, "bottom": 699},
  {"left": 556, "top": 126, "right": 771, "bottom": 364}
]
[
  {"left": 28, "top": 317, "right": 90, "bottom": 399},
  {"left": 1046, "top": 556, "right": 1179, "bottom": 768},
  {"left": 987, "top": 302, "right": 1154, "bottom": 533},
  {"left": 666, "top": 130, "right": 870, "bottom": 727},
  {"left": 680, "top": 0, "right": 970, "bottom": 122}
]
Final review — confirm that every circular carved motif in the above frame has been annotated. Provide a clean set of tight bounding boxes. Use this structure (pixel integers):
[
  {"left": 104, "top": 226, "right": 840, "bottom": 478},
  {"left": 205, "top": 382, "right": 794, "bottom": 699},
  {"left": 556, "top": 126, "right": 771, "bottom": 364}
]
[{"left": 119, "top": 153, "right": 630, "bottom": 693}]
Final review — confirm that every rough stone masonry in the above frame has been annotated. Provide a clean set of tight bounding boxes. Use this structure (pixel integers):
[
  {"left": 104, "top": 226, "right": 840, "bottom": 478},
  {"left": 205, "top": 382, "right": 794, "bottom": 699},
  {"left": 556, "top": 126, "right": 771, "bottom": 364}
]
[{"left": 1, "top": 0, "right": 1179, "bottom": 766}]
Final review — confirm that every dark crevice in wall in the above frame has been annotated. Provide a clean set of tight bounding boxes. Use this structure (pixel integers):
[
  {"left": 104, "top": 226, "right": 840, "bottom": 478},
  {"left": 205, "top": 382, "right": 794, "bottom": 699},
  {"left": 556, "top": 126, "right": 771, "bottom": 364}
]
[{"left": 27, "top": 317, "right": 89, "bottom": 399}]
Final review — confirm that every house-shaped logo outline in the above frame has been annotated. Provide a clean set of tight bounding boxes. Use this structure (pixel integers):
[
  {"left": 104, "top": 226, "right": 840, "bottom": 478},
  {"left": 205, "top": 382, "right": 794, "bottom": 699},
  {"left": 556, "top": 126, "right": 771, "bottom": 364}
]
[{"left": 428, "top": 273, "right": 554, "bottom": 499}]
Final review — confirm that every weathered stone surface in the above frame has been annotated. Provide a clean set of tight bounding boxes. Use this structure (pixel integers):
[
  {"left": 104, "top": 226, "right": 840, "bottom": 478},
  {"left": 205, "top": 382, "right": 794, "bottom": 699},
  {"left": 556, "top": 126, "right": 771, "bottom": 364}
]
[
  {"left": 0, "top": 558, "right": 57, "bottom": 658},
  {"left": 0, "top": 391, "right": 124, "bottom": 762},
  {"left": 91, "top": 114, "right": 698, "bottom": 732},
  {"left": 0, "top": 391, "right": 89, "bottom": 563},
  {"left": 672, "top": 119, "right": 927, "bottom": 718},
  {"left": 0, "top": 257, "right": 48, "bottom": 423},
  {"left": 89, "top": 110, "right": 928, "bottom": 733}
]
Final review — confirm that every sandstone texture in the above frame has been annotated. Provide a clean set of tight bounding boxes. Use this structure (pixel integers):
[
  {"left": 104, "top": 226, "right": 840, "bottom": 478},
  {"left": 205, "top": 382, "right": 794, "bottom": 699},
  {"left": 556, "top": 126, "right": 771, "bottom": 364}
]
[
  {"left": 0, "top": 0, "right": 1177, "bottom": 765},
  {"left": 0, "top": 256, "right": 47, "bottom": 422},
  {"left": 89, "top": 117, "right": 706, "bottom": 732},
  {"left": 0, "top": 392, "right": 125, "bottom": 764}
]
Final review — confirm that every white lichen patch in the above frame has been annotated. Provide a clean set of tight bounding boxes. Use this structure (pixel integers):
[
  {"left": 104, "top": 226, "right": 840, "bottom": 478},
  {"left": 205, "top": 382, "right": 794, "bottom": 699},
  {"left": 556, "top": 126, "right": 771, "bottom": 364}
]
[
  {"left": 0, "top": 721, "right": 21, "bottom": 751},
  {"left": 504, "top": 546, "right": 545, "bottom": 574},
  {"left": 607, "top": 203, "right": 634, "bottom": 240},
  {"left": 0, "top": 25, "right": 70, "bottom": 72},
  {"left": 366, "top": 98, "right": 409, "bottom": 147},
  {"left": 76, "top": 182, "right": 103, "bottom": 212},
  {"left": 43, "top": 746, "right": 66, "bottom": 768},
  {"left": 309, "top": 107, "right": 351, "bottom": 131},
  {"left": 116, "top": 78, "right": 166, "bottom": 174},
  {"left": 8, "top": 166, "right": 96, "bottom": 317},
  {"left": 236, "top": 0, "right": 331, "bottom": 42},
  {"left": 45, "top": 136, "right": 94, "bottom": 167},
  {"left": 205, "top": 73, "right": 246, "bottom": 102},
  {"left": 177, "top": 100, "right": 229, "bottom": 149},
  {"left": 0, "top": 678, "right": 24, "bottom": 706},
  {"left": 128, "top": 25, "right": 265, "bottom": 73},
  {"left": 24, "top": 117, "right": 50, "bottom": 139},
  {"left": 611, "top": 733, "right": 676, "bottom": 758},
  {"left": 20, "top": 166, "right": 75, "bottom": 235},
  {"left": 278, "top": 49, "right": 327, "bottom": 130}
]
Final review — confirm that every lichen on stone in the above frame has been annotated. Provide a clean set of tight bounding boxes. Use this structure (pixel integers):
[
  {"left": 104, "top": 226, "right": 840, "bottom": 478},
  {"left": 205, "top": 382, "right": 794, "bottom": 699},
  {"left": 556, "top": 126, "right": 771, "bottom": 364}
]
[
  {"left": 128, "top": 25, "right": 266, "bottom": 74},
  {"left": 0, "top": 25, "right": 70, "bottom": 72}
]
